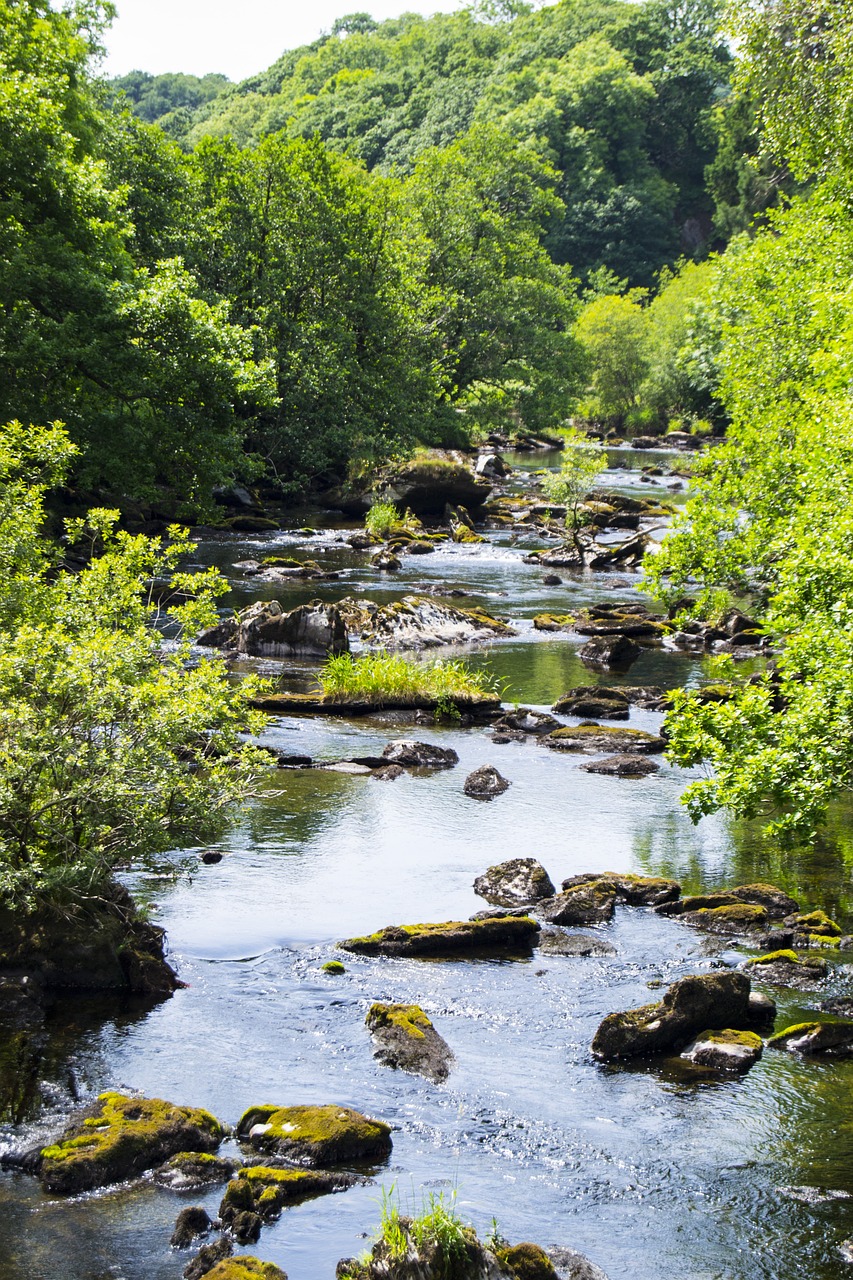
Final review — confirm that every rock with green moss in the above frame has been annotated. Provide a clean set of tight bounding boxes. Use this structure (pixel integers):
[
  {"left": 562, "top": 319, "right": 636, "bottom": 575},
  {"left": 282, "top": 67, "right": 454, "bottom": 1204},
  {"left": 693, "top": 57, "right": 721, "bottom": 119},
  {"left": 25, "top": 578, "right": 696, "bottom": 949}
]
[
  {"left": 365, "top": 1003, "right": 454, "bottom": 1082},
  {"left": 339, "top": 917, "right": 539, "bottom": 959},
  {"left": 592, "top": 972, "right": 753, "bottom": 1060},
  {"left": 335, "top": 1215, "right": 514, "bottom": 1280},
  {"left": 552, "top": 688, "right": 629, "bottom": 718},
  {"left": 184, "top": 1236, "right": 233, "bottom": 1280},
  {"left": 323, "top": 961, "right": 346, "bottom": 975},
  {"left": 680, "top": 1028, "right": 764, "bottom": 1072},
  {"left": 220, "top": 1166, "right": 357, "bottom": 1224},
  {"left": 768, "top": 1021, "right": 853, "bottom": 1056},
  {"left": 171, "top": 1205, "right": 212, "bottom": 1248},
  {"left": 201, "top": 1259, "right": 288, "bottom": 1280},
  {"left": 562, "top": 872, "right": 680, "bottom": 907},
  {"left": 727, "top": 883, "right": 799, "bottom": 916},
  {"left": 361, "top": 595, "right": 516, "bottom": 651},
  {"left": 38, "top": 1092, "right": 225, "bottom": 1194},
  {"left": 236, "top": 1104, "right": 392, "bottom": 1167},
  {"left": 538, "top": 880, "right": 616, "bottom": 927},
  {"left": 538, "top": 930, "right": 617, "bottom": 957},
  {"left": 153, "top": 1150, "right": 237, "bottom": 1190},
  {"left": 541, "top": 726, "right": 664, "bottom": 755},
  {"left": 532, "top": 614, "right": 575, "bottom": 633},
  {"left": 474, "top": 858, "right": 556, "bottom": 908},
  {"left": 784, "top": 909, "right": 842, "bottom": 938},
  {"left": 672, "top": 903, "right": 770, "bottom": 935},
  {"left": 742, "top": 951, "right": 828, "bottom": 989},
  {"left": 578, "top": 634, "right": 642, "bottom": 670},
  {"left": 492, "top": 708, "right": 561, "bottom": 736},
  {"left": 496, "top": 1242, "right": 559, "bottom": 1279}
]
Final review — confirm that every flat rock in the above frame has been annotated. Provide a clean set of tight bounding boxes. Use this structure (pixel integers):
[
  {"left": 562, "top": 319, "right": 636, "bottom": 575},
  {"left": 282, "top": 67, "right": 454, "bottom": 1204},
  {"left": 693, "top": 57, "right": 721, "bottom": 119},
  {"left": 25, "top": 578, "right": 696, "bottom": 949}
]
[
  {"left": 680, "top": 1028, "right": 763, "bottom": 1072},
  {"left": 474, "top": 858, "right": 556, "bottom": 907},
  {"left": 365, "top": 1003, "right": 454, "bottom": 1082},
  {"left": 493, "top": 708, "right": 561, "bottom": 736},
  {"left": 561, "top": 873, "right": 680, "bottom": 907},
  {"left": 592, "top": 971, "right": 753, "bottom": 1060},
  {"left": 580, "top": 754, "right": 660, "bottom": 777},
  {"left": 153, "top": 1151, "right": 237, "bottom": 1191},
  {"left": 538, "top": 880, "right": 616, "bottom": 926},
  {"left": 542, "top": 726, "right": 664, "bottom": 755},
  {"left": 767, "top": 1020, "right": 853, "bottom": 1056},
  {"left": 463, "top": 765, "right": 511, "bottom": 800},
  {"left": 236, "top": 1104, "right": 392, "bottom": 1167},
  {"left": 538, "top": 931, "right": 617, "bottom": 957},
  {"left": 743, "top": 950, "right": 828, "bottom": 988},
  {"left": 382, "top": 740, "right": 459, "bottom": 769},
  {"left": 338, "top": 917, "right": 539, "bottom": 958}
]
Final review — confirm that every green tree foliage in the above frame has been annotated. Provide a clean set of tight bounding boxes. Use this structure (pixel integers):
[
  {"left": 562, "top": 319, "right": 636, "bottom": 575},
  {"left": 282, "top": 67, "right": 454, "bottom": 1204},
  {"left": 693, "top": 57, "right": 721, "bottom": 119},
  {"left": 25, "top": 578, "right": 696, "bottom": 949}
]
[
  {"left": 541, "top": 429, "right": 607, "bottom": 533},
  {"left": 0, "top": 421, "right": 266, "bottom": 911},
  {"left": 108, "top": 69, "right": 230, "bottom": 127},
  {"left": 574, "top": 293, "right": 650, "bottom": 420}
]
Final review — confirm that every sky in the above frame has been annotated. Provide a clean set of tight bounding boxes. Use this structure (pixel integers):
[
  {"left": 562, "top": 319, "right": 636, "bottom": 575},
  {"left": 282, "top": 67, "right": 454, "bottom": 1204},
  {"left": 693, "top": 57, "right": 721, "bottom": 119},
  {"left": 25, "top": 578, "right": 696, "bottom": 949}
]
[{"left": 100, "top": 1, "right": 464, "bottom": 82}]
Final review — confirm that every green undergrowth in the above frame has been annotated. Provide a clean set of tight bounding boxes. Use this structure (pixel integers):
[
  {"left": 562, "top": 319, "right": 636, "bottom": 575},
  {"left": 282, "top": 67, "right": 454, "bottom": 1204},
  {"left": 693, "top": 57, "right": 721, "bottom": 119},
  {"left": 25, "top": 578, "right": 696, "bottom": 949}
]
[{"left": 317, "top": 651, "right": 502, "bottom": 703}]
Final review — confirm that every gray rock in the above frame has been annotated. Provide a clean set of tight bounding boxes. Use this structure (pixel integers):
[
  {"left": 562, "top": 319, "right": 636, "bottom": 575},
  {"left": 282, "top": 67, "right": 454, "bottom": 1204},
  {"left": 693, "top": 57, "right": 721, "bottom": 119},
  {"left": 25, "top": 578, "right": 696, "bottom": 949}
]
[
  {"left": 171, "top": 1206, "right": 212, "bottom": 1249},
  {"left": 361, "top": 595, "right": 516, "bottom": 650},
  {"left": 680, "top": 1028, "right": 763, "bottom": 1072},
  {"left": 366, "top": 1002, "right": 454, "bottom": 1082},
  {"left": 768, "top": 1020, "right": 853, "bottom": 1056},
  {"left": 580, "top": 755, "right": 660, "bottom": 777},
  {"left": 539, "top": 881, "right": 617, "bottom": 926},
  {"left": 183, "top": 1236, "right": 233, "bottom": 1280},
  {"left": 372, "top": 764, "right": 405, "bottom": 781},
  {"left": 463, "top": 765, "right": 511, "bottom": 800},
  {"left": 743, "top": 952, "right": 827, "bottom": 989},
  {"left": 474, "top": 858, "right": 555, "bottom": 907},
  {"left": 198, "top": 599, "right": 348, "bottom": 658},
  {"left": 382, "top": 741, "right": 459, "bottom": 769},
  {"left": 592, "top": 971, "right": 754, "bottom": 1060},
  {"left": 578, "top": 634, "right": 642, "bottom": 669},
  {"left": 547, "top": 1246, "right": 611, "bottom": 1280},
  {"left": 493, "top": 708, "right": 561, "bottom": 735},
  {"left": 561, "top": 873, "right": 680, "bottom": 907},
  {"left": 538, "top": 931, "right": 617, "bottom": 957},
  {"left": 153, "top": 1152, "right": 237, "bottom": 1191},
  {"left": 542, "top": 726, "right": 664, "bottom": 755}
]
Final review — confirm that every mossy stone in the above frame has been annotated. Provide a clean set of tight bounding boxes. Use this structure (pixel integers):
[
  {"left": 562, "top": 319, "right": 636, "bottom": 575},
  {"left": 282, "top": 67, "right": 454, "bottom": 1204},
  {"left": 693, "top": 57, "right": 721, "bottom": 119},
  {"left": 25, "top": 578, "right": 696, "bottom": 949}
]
[
  {"left": 323, "top": 961, "right": 346, "bottom": 974},
  {"left": 202, "top": 1258, "right": 288, "bottom": 1280},
  {"left": 365, "top": 1003, "right": 454, "bottom": 1082},
  {"left": 338, "top": 916, "right": 539, "bottom": 958},
  {"left": 785, "top": 910, "right": 841, "bottom": 937},
  {"left": 220, "top": 1167, "right": 354, "bottom": 1223},
  {"left": 39, "top": 1092, "right": 224, "bottom": 1194},
  {"left": 497, "top": 1242, "right": 559, "bottom": 1279},
  {"left": 236, "top": 1104, "right": 392, "bottom": 1166}
]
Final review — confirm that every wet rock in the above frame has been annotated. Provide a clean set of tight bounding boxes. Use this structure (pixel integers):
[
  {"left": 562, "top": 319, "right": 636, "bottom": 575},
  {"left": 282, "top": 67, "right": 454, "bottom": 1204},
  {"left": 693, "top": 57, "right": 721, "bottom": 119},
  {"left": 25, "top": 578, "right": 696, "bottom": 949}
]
[
  {"left": 493, "top": 708, "right": 561, "bottom": 736},
  {"left": 38, "top": 1092, "right": 225, "bottom": 1194},
  {"left": 561, "top": 873, "right": 680, "bottom": 907},
  {"left": 379, "top": 452, "right": 492, "bottom": 515},
  {"left": 538, "top": 881, "right": 616, "bottom": 926},
  {"left": 538, "top": 931, "right": 617, "bottom": 957},
  {"left": 657, "top": 892, "right": 744, "bottom": 917},
  {"left": 756, "top": 929, "right": 795, "bottom": 952},
  {"left": 496, "top": 1242, "right": 558, "bottom": 1279},
  {"left": 361, "top": 595, "right": 516, "bottom": 650},
  {"left": 546, "top": 1247, "right": 611, "bottom": 1280},
  {"left": 475, "top": 453, "right": 510, "bottom": 479},
  {"left": 336, "top": 1217, "right": 514, "bottom": 1279},
  {"left": 578, "top": 635, "right": 642, "bottom": 670},
  {"left": 200, "top": 850, "right": 224, "bottom": 865},
  {"left": 533, "top": 614, "right": 575, "bottom": 633},
  {"left": 198, "top": 600, "right": 349, "bottom": 658},
  {"left": 592, "top": 971, "right": 753, "bottom": 1060},
  {"left": 748, "top": 991, "right": 777, "bottom": 1025},
  {"left": 556, "top": 694, "right": 630, "bottom": 720},
  {"left": 474, "top": 858, "right": 556, "bottom": 908},
  {"left": 236, "top": 1104, "right": 392, "bottom": 1167},
  {"left": 542, "top": 726, "right": 664, "bottom": 755},
  {"left": 222, "top": 515, "right": 280, "bottom": 533},
  {"left": 727, "top": 883, "right": 799, "bottom": 916},
  {"left": 580, "top": 755, "right": 660, "bottom": 777},
  {"left": 321, "top": 761, "right": 373, "bottom": 775},
  {"left": 220, "top": 1167, "right": 357, "bottom": 1224},
  {"left": 403, "top": 539, "right": 436, "bottom": 555},
  {"left": 585, "top": 534, "right": 651, "bottom": 571},
  {"left": 372, "top": 764, "right": 405, "bottom": 781},
  {"left": 463, "top": 765, "right": 511, "bottom": 800},
  {"left": 469, "top": 907, "right": 534, "bottom": 920},
  {"left": 365, "top": 1003, "right": 454, "bottom": 1082},
  {"left": 491, "top": 730, "right": 527, "bottom": 744},
  {"left": 783, "top": 909, "right": 841, "bottom": 938},
  {"left": 381, "top": 741, "right": 459, "bottom": 769},
  {"left": 767, "top": 1020, "right": 853, "bottom": 1056},
  {"left": 338, "top": 916, "right": 539, "bottom": 958},
  {"left": 542, "top": 574, "right": 562, "bottom": 586},
  {"left": 171, "top": 1206, "right": 212, "bottom": 1248},
  {"left": 680, "top": 1029, "right": 763, "bottom": 1072},
  {"left": 277, "top": 754, "right": 313, "bottom": 768},
  {"left": 153, "top": 1151, "right": 237, "bottom": 1191},
  {"left": 183, "top": 1236, "right": 233, "bottom": 1280},
  {"left": 677, "top": 903, "right": 770, "bottom": 934},
  {"left": 552, "top": 686, "right": 665, "bottom": 715},
  {"left": 523, "top": 546, "right": 584, "bottom": 569},
  {"left": 371, "top": 551, "right": 401, "bottom": 571},
  {"left": 819, "top": 996, "right": 853, "bottom": 1018},
  {"left": 743, "top": 950, "right": 828, "bottom": 988},
  {"left": 201, "top": 1259, "right": 287, "bottom": 1280}
]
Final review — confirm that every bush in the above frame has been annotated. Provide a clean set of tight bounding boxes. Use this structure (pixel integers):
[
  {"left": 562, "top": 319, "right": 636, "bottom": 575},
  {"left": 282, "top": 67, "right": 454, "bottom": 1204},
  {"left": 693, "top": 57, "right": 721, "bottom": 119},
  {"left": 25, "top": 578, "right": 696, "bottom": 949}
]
[{"left": 317, "top": 652, "right": 501, "bottom": 703}]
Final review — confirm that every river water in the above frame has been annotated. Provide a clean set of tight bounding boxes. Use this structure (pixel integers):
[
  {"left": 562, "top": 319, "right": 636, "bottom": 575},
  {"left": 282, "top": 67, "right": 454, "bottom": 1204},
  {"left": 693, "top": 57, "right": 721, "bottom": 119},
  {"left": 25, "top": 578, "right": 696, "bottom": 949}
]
[{"left": 3, "top": 448, "right": 853, "bottom": 1280}]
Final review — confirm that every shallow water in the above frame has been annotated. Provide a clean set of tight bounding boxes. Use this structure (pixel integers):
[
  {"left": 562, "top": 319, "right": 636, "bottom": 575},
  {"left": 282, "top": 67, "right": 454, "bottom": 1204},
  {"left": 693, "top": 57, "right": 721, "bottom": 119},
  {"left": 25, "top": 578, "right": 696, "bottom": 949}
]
[{"left": 3, "top": 452, "right": 853, "bottom": 1280}]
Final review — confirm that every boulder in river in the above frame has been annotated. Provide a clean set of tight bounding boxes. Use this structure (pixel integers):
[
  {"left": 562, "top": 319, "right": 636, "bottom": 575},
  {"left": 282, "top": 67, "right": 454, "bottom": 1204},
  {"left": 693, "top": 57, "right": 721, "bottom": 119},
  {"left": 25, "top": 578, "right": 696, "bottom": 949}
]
[
  {"left": 495, "top": 1242, "right": 559, "bottom": 1278},
  {"left": 38, "top": 1092, "right": 225, "bottom": 1194},
  {"left": 198, "top": 599, "right": 349, "bottom": 658},
  {"left": 381, "top": 740, "right": 459, "bottom": 769},
  {"left": 171, "top": 1206, "right": 212, "bottom": 1248},
  {"left": 578, "top": 635, "right": 642, "bottom": 670},
  {"left": 742, "top": 950, "right": 828, "bottom": 988},
  {"left": 379, "top": 452, "right": 492, "bottom": 515},
  {"left": 542, "top": 726, "right": 664, "bottom": 754},
  {"left": 336, "top": 1219, "right": 534, "bottom": 1279},
  {"left": 199, "top": 1260, "right": 287, "bottom": 1280},
  {"left": 463, "top": 764, "right": 511, "bottom": 800},
  {"left": 546, "top": 1247, "right": 611, "bottom": 1280},
  {"left": 236, "top": 1104, "right": 392, "bottom": 1167},
  {"left": 153, "top": 1151, "right": 237, "bottom": 1190},
  {"left": 767, "top": 1021, "right": 853, "bottom": 1056},
  {"left": 783, "top": 909, "right": 841, "bottom": 938},
  {"left": 555, "top": 691, "right": 630, "bottom": 720},
  {"left": 591, "top": 971, "right": 753, "bottom": 1060},
  {"left": 360, "top": 595, "right": 516, "bottom": 650},
  {"left": 561, "top": 872, "right": 680, "bottom": 907},
  {"left": 365, "top": 1002, "right": 454, "bottom": 1082},
  {"left": 183, "top": 1237, "right": 233, "bottom": 1280},
  {"left": 338, "top": 917, "right": 539, "bottom": 958},
  {"left": 680, "top": 1029, "right": 764, "bottom": 1072},
  {"left": 474, "top": 858, "right": 556, "bottom": 907},
  {"left": 538, "top": 880, "right": 616, "bottom": 926},
  {"left": 537, "top": 931, "right": 617, "bottom": 957},
  {"left": 492, "top": 708, "right": 561, "bottom": 736},
  {"left": 219, "top": 1166, "right": 357, "bottom": 1224},
  {"left": 580, "top": 755, "right": 660, "bottom": 777}
]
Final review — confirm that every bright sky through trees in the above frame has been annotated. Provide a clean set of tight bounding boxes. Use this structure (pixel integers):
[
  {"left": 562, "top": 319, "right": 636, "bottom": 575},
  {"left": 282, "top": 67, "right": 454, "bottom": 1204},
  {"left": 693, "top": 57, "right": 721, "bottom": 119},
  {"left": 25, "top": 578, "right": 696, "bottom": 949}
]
[{"left": 100, "top": 0, "right": 463, "bottom": 81}]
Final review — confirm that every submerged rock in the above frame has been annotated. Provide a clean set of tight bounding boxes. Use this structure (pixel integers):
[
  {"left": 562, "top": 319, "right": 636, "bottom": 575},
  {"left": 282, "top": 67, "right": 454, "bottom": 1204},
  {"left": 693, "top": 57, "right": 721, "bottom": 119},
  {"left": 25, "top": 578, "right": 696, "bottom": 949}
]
[
  {"left": 220, "top": 1166, "right": 357, "bottom": 1224},
  {"left": 473, "top": 858, "right": 556, "bottom": 908},
  {"left": 580, "top": 755, "right": 660, "bottom": 777},
  {"left": 542, "top": 726, "right": 664, "bottom": 755},
  {"left": 381, "top": 741, "right": 459, "bottom": 769},
  {"left": 153, "top": 1151, "right": 237, "bottom": 1191},
  {"left": 538, "top": 880, "right": 616, "bottom": 926},
  {"left": 592, "top": 971, "right": 753, "bottom": 1060},
  {"left": 236, "top": 1104, "right": 392, "bottom": 1167},
  {"left": 680, "top": 1028, "right": 763, "bottom": 1072},
  {"left": 767, "top": 1021, "right": 853, "bottom": 1056},
  {"left": 463, "top": 765, "right": 511, "bottom": 800},
  {"left": 372, "top": 764, "right": 405, "bottom": 781},
  {"left": 198, "top": 599, "right": 348, "bottom": 658},
  {"left": 360, "top": 595, "right": 516, "bottom": 651},
  {"left": 338, "top": 917, "right": 539, "bottom": 958},
  {"left": 537, "top": 931, "right": 617, "bottom": 957},
  {"left": 743, "top": 950, "right": 828, "bottom": 988},
  {"left": 38, "top": 1092, "right": 224, "bottom": 1194},
  {"left": 365, "top": 1003, "right": 454, "bottom": 1082}
]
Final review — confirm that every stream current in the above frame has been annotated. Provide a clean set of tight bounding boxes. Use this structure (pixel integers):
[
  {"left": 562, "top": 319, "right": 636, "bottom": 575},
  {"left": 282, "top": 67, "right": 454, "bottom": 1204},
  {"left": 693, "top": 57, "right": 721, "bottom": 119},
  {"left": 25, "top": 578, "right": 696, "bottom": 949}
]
[{"left": 2, "top": 448, "right": 853, "bottom": 1280}]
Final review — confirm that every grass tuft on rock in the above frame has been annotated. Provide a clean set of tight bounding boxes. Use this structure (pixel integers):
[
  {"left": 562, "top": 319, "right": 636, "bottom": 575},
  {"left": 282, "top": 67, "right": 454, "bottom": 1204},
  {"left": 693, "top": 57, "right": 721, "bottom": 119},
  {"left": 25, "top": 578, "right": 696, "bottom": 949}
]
[{"left": 318, "top": 651, "right": 501, "bottom": 704}]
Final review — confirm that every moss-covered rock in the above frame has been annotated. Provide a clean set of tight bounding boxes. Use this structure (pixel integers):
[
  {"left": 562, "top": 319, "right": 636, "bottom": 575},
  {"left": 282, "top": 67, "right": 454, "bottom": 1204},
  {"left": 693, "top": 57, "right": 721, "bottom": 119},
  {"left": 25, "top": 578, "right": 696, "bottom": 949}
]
[
  {"left": 676, "top": 903, "right": 769, "bottom": 935},
  {"left": 323, "top": 961, "right": 346, "bottom": 975},
  {"left": 153, "top": 1150, "right": 236, "bottom": 1190},
  {"left": 680, "top": 1028, "right": 764, "bottom": 1072},
  {"left": 338, "top": 917, "right": 540, "bottom": 958},
  {"left": 743, "top": 951, "right": 827, "bottom": 989},
  {"left": 360, "top": 595, "right": 516, "bottom": 651},
  {"left": 365, "top": 1003, "right": 454, "bottom": 1082},
  {"left": 532, "top": 614, "right": 575, "bottom": 632},
  {"left": 784, "top": 909, "right": 841, "bottom": 937},
  {"left": 580, "top": 754, "right": 660, "bottom": 777},
  {"left": 219, "top": 1166, "right": 357, "bottom": 1224},
  {"left": 496, "top": 1242, "right": 559, "bottom": 1279},
  {"left": 201, "top": 1259, "right": 288, "bottom": 1280},
  {"left": 39, "top": 1092, "right": 224, "bottom": 1194},
  {"left": 767, "top": 1021, "right": 853, "bottom": 1055},
  {"left": 561, "top": 872, "right": 680, "bottom": 907},
  {"left": 236, "top": 1104, "right": 392, "bottom": 1167},
  {"left": 473, "top": 858, "right": 556, "bottom": 908},
  {"left": 184, "top": 1236, "right": 233, "bottom": 1280},
  {"left": 542, "top": 725, "right": 664, "bottom": 754},
  {"left": 592, "top": 972, "right": 753, "bottom": 1060},
  {"left": 539, "top": 880, "right": 617, "bottom": 926}
]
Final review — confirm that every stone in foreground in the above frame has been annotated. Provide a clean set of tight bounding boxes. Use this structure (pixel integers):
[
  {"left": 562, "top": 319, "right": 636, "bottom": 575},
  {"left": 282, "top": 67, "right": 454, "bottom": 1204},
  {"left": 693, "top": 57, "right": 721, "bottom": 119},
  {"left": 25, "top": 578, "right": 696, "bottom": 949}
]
[
  {"left": 219, "top": 1166, "right": 357, "bottom": 1224},
  {"left": 38, "top": 1093, "right": 224, "bottom": 1195},
  {"left": 473, "top": 858, "right": 556, "bottom": 908},
  {"left": 236, "top": 1104, "right": 392, "bottom": 1167},
  {"left": 201, "top": 1260, "right": 287, "bottom": 1280},
  {"left": 463, "top": 764, "right": 511, "bottom": 800},
  {"left": 592, "top": 972, "right": 753, "bottom": 1060},
  {"left": 365, "top": 1003, "right": 454, "bottom": 1082},
  {"left": 767, "top": 1021, "right": 853, "bottom": 1056},
  {"left": 680, "top": 1029, "right": 763, "bottom": 1072},
  {"left": 338, "top": 917, "right": 539, "bottom": 958}
]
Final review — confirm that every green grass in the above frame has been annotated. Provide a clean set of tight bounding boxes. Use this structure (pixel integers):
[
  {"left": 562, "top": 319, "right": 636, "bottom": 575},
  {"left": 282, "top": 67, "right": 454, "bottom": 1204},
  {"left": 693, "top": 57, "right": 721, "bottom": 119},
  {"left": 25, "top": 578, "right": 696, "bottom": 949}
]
[
  {"left": 364, "top": 501, "right": 422, "bottom": 540},
  {"left": 317, "top": 651, "right": 502, "bottom": 703},
  {"left": 378, "top": 1187, "right": 471, "bottom": 1278}
]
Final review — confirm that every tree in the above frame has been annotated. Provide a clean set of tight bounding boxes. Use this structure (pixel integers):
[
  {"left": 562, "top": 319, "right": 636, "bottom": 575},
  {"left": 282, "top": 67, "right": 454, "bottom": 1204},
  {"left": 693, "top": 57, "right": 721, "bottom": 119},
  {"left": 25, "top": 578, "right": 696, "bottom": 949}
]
[
  {"left": 0, "top": 421, "right": 267, "bottom": 913},
  {"left": 542, "top": 429, "right": 607, "bottom": 537},
  {"left": 574, "top": 292, "right": 650, "bottom": 421}
]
